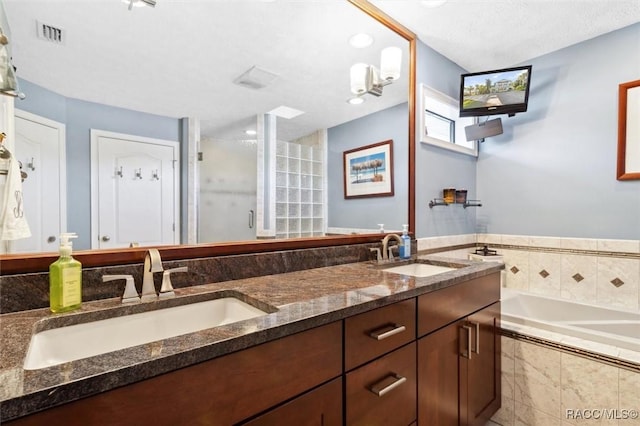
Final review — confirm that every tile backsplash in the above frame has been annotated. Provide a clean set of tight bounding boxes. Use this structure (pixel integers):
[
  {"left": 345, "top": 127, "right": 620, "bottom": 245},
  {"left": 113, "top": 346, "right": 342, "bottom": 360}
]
[{"left": 418, "top": 234, "right": 640, "bottom": 312}]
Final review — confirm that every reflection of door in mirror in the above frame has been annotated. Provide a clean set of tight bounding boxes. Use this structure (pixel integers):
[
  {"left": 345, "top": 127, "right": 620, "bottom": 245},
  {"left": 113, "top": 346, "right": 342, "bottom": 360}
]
[
  {"left": 9, "top": 110, "right": 65, "bottom": 253},
  {"left": 90, "top": 130, "right": 180, "bottom": 249},
  {"left": 198, "top": 138, "right": 257, "bottom": 243}
]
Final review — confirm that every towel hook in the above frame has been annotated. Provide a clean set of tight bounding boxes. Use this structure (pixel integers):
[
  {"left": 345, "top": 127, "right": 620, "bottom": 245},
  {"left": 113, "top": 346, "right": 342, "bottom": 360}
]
[
  {"left": 26, "top": 157, "right": 35, "bottom": 171},
  {"left": 115, "top": 166, "right": 123, "bottom": 178}
]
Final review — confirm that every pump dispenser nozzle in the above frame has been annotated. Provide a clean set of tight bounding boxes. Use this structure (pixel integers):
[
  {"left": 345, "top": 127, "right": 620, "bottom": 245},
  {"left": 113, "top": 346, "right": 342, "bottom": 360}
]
[{"left": 58, "top": 233, "right": 78, "bottom": 256}]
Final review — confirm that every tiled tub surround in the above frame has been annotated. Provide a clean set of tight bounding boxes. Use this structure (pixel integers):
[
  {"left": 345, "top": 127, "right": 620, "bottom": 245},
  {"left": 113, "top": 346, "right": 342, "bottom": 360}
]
[
  {"left": 415, "top": 234, "right": 640, "bottom": 426},
  {"left": 492, "top": 334, "right": 640, "bottom": 426},
  {"left": 0, "top": 255, "right": 500, "bottom": 421}
]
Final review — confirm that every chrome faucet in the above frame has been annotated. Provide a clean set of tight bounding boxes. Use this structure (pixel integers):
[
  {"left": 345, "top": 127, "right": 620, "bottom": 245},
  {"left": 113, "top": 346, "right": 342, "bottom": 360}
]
[
  {"left": 141, "top": 248, "right": 163, "bottom": 302},
  {"left": 381, "top": 233, "right": 403, "bottom": 261}
]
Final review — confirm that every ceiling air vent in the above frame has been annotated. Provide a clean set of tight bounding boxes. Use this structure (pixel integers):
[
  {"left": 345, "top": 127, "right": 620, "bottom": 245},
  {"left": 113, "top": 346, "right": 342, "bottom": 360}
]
[
  {"left": 233, "top": 66, "right": 279, "bottom": 90},
  {"left": 36, "top": 21, "right": 64, "bottom": 44}
]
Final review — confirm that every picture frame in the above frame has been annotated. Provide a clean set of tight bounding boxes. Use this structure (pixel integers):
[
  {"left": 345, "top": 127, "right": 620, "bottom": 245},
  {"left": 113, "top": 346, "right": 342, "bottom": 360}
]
[
  {"left": 343, "top": 139, "right": 394, "bottom": 199},
  {"left": 617, "top": 79, "right": 640, "bottom": 180}
]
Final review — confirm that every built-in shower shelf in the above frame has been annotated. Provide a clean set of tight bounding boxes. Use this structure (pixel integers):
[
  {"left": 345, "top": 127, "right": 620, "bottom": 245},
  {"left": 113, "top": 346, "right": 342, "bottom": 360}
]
[{"left": 428, "top": 198, "right": 482, "bottom": 208}]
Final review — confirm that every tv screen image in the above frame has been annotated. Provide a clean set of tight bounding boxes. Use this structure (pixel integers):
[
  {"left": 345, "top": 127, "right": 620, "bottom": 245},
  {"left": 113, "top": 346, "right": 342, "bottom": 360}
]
[{"left": 460, "top": 65, "right": 532, "bottom": 117}]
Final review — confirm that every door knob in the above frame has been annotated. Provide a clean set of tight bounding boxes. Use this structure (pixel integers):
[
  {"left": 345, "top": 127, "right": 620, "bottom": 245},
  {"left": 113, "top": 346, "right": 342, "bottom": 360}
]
[
  {"left": 101, "top": 235, "right": 111, "bottom": 242},
  {"left": 47, "top": 236, "right": 56, "bottom": 243}
]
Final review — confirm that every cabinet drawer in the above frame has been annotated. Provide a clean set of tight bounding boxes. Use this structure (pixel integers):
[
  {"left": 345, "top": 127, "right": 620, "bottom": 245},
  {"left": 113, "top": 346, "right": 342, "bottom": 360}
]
[
  {"left": 418, "top": 273, "right": 500, "bottom": 337},
  {"left": 345, "top": 299, "right": 416, "bottom": 370},
  {"left": 346, "top": 342, "right": 416, "bottom": 426}
]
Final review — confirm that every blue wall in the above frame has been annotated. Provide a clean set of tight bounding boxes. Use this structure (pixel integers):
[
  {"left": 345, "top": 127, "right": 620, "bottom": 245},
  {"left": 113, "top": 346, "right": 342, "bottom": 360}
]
[
  {"left": 16, "top": 79, "right": 181, "bottom": 249},
  {"left": 328, "top": 103, "right": 408, "bottom": 231},
  {"left": 415, "top": 41, "right": 477, "bottom": 238},
  {"left": 477, "top": 23, "right": 640, "bottom": 239}
]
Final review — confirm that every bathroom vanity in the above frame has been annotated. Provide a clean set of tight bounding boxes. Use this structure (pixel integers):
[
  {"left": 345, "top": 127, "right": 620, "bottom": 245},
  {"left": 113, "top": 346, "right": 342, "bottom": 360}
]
[{"left": 1, "top": 257, "right": 502, "bottom": 425}]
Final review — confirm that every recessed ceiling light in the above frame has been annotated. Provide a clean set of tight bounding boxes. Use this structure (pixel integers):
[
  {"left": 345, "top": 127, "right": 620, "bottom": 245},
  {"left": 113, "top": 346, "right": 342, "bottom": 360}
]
[
  {"left": 349, "top": 33, "right": 373, "bottom": 49},
  {"left": 245, "top": 129, "right": 257, "bottom": 136},
  {"left": 421, "top": 0, "right": 448, "bottom": 8},
  {"left": 347, "top": 97, "right": 365, "bottom": 105}
]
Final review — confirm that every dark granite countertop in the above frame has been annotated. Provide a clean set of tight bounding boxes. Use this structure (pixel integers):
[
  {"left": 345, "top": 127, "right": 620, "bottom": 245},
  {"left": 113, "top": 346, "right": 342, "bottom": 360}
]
[{"left": 0, "top": 255, "right": 503, "bottom": 421}]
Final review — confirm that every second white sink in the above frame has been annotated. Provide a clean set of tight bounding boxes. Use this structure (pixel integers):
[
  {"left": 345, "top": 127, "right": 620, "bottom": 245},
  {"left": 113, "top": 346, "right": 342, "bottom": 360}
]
[
  {"left": 383, "top": 263, "right": 455, "bottom": 277},
  {"left": 24, "top": 297, "right": 269, "bottom": 370}
]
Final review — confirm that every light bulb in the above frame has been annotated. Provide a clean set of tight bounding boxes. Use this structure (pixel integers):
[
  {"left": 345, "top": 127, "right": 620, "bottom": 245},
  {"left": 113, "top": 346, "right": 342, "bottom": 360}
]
[
  {"left": 380, "top": 47, "right": 402, "bottom": 81},
  {"left": 350, "top": 63, "right": 369, "bottom": 95}
]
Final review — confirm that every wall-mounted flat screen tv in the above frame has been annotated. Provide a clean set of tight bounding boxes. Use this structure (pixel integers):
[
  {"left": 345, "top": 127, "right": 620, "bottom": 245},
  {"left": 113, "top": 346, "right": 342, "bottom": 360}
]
[{"left": 459, "top": 65, "right": 532, "bottom": 117}]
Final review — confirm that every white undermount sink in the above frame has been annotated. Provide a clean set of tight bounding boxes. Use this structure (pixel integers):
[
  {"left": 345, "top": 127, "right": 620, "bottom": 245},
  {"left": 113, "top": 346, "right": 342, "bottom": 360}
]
[
  {"left": 383, "top": 263, "right": 455, "bottom": 277},
  {"left": 23, "top": 297, "right": 270, "bottom": 370}
]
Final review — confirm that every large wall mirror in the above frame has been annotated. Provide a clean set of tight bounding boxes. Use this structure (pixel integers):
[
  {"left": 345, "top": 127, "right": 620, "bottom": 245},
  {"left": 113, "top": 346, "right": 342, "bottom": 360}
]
[{"left": 0, "top": 0, "right": 416, "bottom": 272}]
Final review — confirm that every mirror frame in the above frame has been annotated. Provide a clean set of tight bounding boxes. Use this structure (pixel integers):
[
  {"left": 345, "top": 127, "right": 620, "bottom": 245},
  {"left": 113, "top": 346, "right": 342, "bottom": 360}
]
[
  {"left": 617, "top": 79, "right": 640, "bottom": 180},
  {"left": 0, "top": 0, "right": 416, "bottom": 275}
]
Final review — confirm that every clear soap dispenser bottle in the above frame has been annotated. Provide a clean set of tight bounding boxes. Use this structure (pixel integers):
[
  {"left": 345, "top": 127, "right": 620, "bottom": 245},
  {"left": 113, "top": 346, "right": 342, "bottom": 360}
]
[
  {"left": 399, "top": 224, "right": 411, "bottom": 259},
  {"left": 49, "top": 233, "right": 82, "bottom": 313}
]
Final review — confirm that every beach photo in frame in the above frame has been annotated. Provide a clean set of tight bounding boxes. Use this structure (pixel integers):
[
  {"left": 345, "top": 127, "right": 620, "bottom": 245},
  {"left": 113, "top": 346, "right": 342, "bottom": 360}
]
[{"left": 343, "top": 139, "right": 394, "bottom": 199}]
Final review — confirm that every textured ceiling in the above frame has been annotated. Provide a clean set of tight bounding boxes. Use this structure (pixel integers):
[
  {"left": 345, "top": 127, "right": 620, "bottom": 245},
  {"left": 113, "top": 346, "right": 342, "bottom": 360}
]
[
  {"left": 372, "top": 0, "right": 640, "bottom": 72},
  {"left": 3, "top": 0, "right": 639, "bottom": 142},
  {"left": 3, "top": 0, "right": 408, "bottom": 141}
]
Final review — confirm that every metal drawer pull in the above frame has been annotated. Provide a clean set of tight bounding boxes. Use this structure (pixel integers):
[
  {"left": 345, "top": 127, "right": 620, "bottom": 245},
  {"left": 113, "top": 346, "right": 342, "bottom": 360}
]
[
  {"left": 369, "top": 373, "right": 407, "bottom": 397},
  {"left": 471, "top": 321, "right": 480, "bottom": 354},
  {"left": 461, "top": 325, "right": 472, "bottom": 359},
  {"left": 369, "top": 324, "right": 406, "bottom": 341}
]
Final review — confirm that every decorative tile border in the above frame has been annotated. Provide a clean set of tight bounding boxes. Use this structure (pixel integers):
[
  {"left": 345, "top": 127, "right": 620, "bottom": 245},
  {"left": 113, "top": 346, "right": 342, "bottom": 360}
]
[{"left": 500, "top": 328, "right": 640, "bottom": 374}]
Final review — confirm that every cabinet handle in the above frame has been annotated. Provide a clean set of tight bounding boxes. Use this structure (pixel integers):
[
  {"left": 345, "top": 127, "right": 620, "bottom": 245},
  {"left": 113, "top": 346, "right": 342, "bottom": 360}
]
[
  {"left": 369, "top": 324, "right": 406, "bottom": 341},
  {"left": 471, "top": 321, "right": 480, "bottom": 354},
  {"left": 369, "top": 373, "right": 407, "bottom": 397},
  {"left": 461, "top": 325, "right": 472, "bottom": 359}
]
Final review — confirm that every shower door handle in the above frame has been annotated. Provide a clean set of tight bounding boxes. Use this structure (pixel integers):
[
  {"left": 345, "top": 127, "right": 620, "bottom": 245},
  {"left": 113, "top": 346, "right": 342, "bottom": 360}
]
[{"left": 248, "top": 210, "right": 254, "bottom": 229}]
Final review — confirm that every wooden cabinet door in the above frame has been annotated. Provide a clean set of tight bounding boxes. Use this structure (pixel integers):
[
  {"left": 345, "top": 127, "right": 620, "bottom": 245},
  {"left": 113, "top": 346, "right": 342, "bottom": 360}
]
[
  {"left": 241, "top": 378, "right": 342, "bottom": 426},
  {"left": 460, "top": 302, "right": 501, "bottom": 426},
  {"left": 417, "top": 320, "right": 462, "bottom": 426}
]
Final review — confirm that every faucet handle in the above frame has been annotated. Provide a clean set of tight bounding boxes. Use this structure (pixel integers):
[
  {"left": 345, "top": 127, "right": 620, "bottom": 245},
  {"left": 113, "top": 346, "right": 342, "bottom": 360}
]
[
  {"left": 159, "top": 266, "right": 188, "bottom": 299},
  {"left": 369, "top": 248, "right": 382, "bottom": 262},
  {"left": 387, "top": 246, "right": 397, "bottom": 261},
  {"left": 103, "top": 274, "right": 139, "bottom": 304}
]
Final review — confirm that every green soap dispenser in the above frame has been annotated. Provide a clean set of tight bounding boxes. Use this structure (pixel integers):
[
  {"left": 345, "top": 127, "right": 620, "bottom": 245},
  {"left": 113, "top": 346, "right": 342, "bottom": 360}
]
[{"left": 49, "top": 233, "right": 82, "bottom": 313}]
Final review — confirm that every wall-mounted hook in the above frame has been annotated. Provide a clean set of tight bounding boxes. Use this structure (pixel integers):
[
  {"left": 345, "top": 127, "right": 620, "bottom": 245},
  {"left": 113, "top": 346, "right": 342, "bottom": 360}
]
[
  {"left": 115, "top": 166, "right": 123, "bottom": 178},
  {"left": 152, "top": 169, "right": 160, "bottom": 180},
  {"left": 26, "top": 157, "right": 35, "bottom": 171},
  {"left": 135, "top": 168, "right": 142, "bottom": 179}
]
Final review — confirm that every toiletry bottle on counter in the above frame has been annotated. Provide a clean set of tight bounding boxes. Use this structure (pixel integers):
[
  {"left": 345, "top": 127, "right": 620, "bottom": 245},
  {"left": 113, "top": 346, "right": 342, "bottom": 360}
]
[
  {"left": 49, "top": 233, "right": 82, "bottom": 313},
  {"left": 399, "top": 224, "right": 411, "bottom": 259}
]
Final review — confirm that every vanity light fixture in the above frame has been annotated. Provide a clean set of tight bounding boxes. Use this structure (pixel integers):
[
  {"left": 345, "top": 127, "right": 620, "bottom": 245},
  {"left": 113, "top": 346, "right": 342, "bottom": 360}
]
[
  {"left": 349, "top": 46, "right": 401, "bottom": 98},
  {"left": 122, "top": 0, "right": 156, "bottom": 11}
]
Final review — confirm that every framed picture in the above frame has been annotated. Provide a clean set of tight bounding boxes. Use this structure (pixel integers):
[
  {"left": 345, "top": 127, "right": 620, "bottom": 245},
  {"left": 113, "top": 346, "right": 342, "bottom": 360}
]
[
  {"left": 617, "top": 79, "right": 640, "bottom": 180},
  {"left": 343, "top": 139, "right": 394, "bottom": 199}
]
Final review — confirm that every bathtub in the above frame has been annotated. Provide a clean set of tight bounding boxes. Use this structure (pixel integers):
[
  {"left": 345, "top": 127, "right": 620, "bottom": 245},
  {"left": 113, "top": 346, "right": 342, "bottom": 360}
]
[{"left": 500, "top": 289, "right": 640, "bottom": 353}]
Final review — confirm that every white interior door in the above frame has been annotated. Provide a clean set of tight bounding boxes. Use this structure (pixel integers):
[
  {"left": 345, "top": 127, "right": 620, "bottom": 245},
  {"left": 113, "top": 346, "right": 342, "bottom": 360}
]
[
  {"left": 91, "top": 130, "right": 179, "bottom": 249},
  {"left": 11, "top": 110, "right": 66, "bottom": 253}
]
